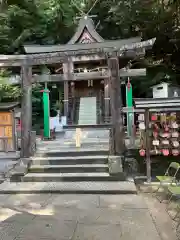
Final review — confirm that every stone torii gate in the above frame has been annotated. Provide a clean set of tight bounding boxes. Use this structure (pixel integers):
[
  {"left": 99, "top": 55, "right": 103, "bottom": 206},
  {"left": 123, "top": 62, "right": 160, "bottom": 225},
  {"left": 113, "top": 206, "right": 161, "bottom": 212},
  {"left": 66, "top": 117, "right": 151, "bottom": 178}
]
[{"left": 0, "top": 37, "right": 155, "bottom": 158}]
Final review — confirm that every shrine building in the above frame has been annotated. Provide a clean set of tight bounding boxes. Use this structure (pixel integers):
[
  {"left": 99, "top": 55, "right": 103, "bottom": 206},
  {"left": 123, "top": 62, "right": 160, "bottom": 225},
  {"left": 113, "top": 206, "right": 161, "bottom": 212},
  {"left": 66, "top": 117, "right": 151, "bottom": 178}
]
[{"left": 22, "top": 16, "right": 155, "bottom": 126}]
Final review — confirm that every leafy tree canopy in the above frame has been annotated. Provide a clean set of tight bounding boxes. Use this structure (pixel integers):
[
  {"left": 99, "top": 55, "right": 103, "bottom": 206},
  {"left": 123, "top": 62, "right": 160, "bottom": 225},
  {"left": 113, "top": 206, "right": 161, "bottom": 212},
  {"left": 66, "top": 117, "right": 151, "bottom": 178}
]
[
  {"left": 0, "top": 0, "right": 81, "bottom": 53},
  {"left": 0, "top": 0, "right": 180, "bottom": 98}
]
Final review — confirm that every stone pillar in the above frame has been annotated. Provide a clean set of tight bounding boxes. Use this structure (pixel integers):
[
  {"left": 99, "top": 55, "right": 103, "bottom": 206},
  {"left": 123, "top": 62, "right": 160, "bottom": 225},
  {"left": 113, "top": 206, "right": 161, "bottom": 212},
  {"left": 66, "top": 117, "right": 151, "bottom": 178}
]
[
  {"left": 63, "top": 81, "right": 69, "bottom": 118},
  {"left": 21, "top": 65, "right": 32, "bottom": 158},
  {"left": 104, "top": 78, "right": 110, "bottom": 122},
  {"left": 108, "top": 55, "right": 125, "bottom": 155},
  {"left": 63, "top": 59, "right": 74, "bottom": 119},
  {"left": 70, "top": 81, "right": 75, "bottom": 124},
  {"left": 71, "top": 81, "right": 75, "bottom": 98}
]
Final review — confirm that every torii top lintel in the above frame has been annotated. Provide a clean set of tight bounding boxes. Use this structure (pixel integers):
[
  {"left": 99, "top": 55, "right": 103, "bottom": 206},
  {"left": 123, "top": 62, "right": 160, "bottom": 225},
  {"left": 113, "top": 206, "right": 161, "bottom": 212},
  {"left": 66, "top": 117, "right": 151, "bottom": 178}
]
[{"left": 0, "top": 15, "right": 156, "bottom": 67}]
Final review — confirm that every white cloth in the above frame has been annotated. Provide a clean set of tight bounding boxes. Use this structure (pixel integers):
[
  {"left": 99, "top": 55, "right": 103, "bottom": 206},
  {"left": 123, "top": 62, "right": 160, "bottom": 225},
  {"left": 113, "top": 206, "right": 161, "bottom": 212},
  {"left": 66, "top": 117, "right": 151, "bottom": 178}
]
[
  {"left": 61, "top": 116, "right": 67, "bottom": 126},
  {"left": 54, "top": 116, "right": 63, "bottom": 132},
  {"left": 50, "top": 117, "right": 57, "bottom": 130}
]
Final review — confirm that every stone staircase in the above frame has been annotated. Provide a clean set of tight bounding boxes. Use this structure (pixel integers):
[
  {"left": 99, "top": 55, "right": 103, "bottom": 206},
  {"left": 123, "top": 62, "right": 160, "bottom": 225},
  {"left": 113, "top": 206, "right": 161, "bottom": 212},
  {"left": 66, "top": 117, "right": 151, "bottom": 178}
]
[
  {"left": 5, "top": 130, "right": 137, "bottom": 194},
  {"left": 78, "top": 97, "right": 97, "bottom": 125},
  {"left": 23, "top": 149, "right": 119, "bottom": 182},
  {"left": 26, "top": 129, "right": 123, "bottom": 183}
]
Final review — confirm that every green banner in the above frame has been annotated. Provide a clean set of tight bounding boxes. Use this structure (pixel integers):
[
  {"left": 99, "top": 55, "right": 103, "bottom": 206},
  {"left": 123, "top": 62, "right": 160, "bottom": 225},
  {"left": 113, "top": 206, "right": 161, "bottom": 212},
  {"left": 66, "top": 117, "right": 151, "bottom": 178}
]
[
  {"left": 126, "top": 79, "right": 134, "bottom": 137},
  {"left": 42, "top": 88, "right": 50, "bottom": 138}
]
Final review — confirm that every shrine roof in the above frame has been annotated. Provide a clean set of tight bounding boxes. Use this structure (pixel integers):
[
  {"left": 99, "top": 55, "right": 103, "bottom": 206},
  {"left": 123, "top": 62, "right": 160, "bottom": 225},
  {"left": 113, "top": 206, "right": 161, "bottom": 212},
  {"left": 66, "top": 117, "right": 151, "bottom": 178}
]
[
  {"left": 0, "top": 102, "right": 19, "bottom": 110},
  {"left": 24, "top": 15, "right": 147, "bottom": 54},
  {"left": 68, "top": 15, "right": 104, "bottom": 44},
  {"left": 24, "top": 37, "right": 142, "bottom": 54}
]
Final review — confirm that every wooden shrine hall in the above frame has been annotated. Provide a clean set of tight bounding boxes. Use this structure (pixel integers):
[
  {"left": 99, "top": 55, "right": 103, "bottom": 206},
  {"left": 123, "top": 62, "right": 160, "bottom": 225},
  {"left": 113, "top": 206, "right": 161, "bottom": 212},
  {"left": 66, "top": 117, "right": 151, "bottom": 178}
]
[
  {"left": 0, "top": 15, "right": 155, "bottom": 157},
  {"left": 23, "top": 15, "right": 155, "bottom": 125}
]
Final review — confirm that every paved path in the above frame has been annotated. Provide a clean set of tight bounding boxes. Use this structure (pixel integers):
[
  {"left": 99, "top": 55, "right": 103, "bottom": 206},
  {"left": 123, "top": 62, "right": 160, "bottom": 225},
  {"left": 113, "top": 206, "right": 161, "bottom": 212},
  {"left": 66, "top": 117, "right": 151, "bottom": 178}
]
[{"left": 0, "top": 193, "right": 177, "bottom": 240}]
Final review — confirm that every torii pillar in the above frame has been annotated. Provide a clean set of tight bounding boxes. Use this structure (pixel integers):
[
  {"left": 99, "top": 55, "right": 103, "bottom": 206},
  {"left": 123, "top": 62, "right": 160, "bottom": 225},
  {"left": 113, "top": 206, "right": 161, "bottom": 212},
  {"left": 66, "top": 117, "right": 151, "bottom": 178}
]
[
  {"left": 108, "top": 55, "right": 125, "bottom": 156},
  {"left": 21, "top": 65, "right": 32, "bottom": 158}
]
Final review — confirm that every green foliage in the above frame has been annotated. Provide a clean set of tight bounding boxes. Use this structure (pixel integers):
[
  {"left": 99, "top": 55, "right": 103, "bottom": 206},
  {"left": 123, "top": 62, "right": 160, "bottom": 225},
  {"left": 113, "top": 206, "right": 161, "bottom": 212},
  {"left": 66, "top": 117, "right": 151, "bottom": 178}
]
[
  {"left": 0, "top": 0, "right": 79, "bottom": 53},
  {"left": 0, "top": 84, "right": 21, "bottom": 102},
  {"left": 91, "top": 0, "right": 180, "bottom": 70},
  {"left": 87, "top": 0, "right": 180, "bottom": 91},
  {"left": 0, "top": 0, "right": 180, "bottom": 99},
  {"left": 0, "top": 69, "right": 21, "bottom": 101}
]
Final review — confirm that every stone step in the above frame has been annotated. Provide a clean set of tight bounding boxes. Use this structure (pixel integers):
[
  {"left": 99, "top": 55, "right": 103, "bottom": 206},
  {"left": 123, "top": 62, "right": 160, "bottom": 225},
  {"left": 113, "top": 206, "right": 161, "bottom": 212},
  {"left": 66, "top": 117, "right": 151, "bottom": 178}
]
[
  {"left": 79, "top": 114, "right": 96, "bottom": 116},
  {"left": 80, "top": 106, "right": 96, "bottom": 108},
  {"left": 80, "top": 97, "right": 96, "bottom": 101},
  {"left": 37, "top": 144, "right": 109, "bottom": 149},
  {"left": 29, "top": 164, "right": 109, "bottom": 173},
  {"left": 37, "top": 138, "right": 109, "bottom": 143},
  {"left": 31, "top": 155, "right": 108, "bottom": 165},
  {"left": 37, "top": 147, "right": 110, "bottom": 153},
  {"left": 0, "top": 181, "right": 136, "bottom": 194},
  {"left": 79, "top": 107, "right": 96, "bottom": 110},
  {"left": 78, "top": 116, "right": 97, "bottom": 119},
  {"left": 78, "top": 117, "right": 96, "bottom": 119},
  {"left": 23, "top": 172, "right": 126, "bottom": 182},
  {"left": 80, "top": 108, "right": 96, "bottom": 110},
  {"left": 79, "top": 110, "right": 97, "bottom": 113},
  {"left": 78, "top": 117, "right": 97, "bottom": 120},
  {"left": 79, "top": 110, "right": 96, "bottom": 112},
  {"left": 79, "top": 112, "right": 96, "bottom": 114},
  {"left": 79, "top": 107, "right": 96, "bottom": 109},
  {"left": 66, "top": 136, "right": 107, "bottom": 139},
  {"left": 78, "top": 120, "right": 97, "bottom": 122},
  {"left": 78, "top": 97, "right": 97, "bottom": 125},
  {"left": 80, "top": 105, "right": 96, "bottom": 107},
  {"left": 79, "top": 109, "right": 96, "bottom": 111},
  {"left": 35, "top": 149, "right": 109, "bottom": 157},
  {"left": 78, "top": 122, "right": 97, "bottom": 124},
  {"left": 79, "top": 110, "right": 96, "bottom": 111},
  {"left": 37, "top": 143, "right": 109, "bottom": 149},
  {"left": 78, "top": 115, "right": 96, "bottom": 117},
  {"left": 37, "top": 145, "right": 109, "bottom": 151},
  {"left": 79, "top": 108, "right": 96, "bottom": 110}
]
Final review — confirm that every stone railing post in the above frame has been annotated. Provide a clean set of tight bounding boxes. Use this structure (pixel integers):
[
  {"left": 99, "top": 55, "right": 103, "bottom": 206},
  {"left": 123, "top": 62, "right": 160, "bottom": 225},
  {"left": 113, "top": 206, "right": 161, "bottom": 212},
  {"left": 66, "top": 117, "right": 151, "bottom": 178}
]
[{"left": 29, "top": 131, "right": 36, "bottom": 156}]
